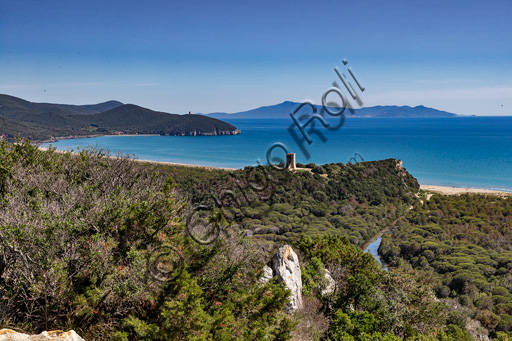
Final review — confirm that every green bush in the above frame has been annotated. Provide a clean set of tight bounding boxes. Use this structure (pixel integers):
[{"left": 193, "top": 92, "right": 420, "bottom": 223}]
[{"left": 0, "top": 141, "right": 295, "bottom": 339}]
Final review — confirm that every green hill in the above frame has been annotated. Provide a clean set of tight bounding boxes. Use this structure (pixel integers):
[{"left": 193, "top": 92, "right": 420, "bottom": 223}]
[
  {"left": 0, "top": 94, "right": 240, "bottom": 142},
  {"left": 81, "top": 104, "right": 242, "bottom": 136},
  {"left": 0, "top": 94, "right": 123, "bottom": 119}
]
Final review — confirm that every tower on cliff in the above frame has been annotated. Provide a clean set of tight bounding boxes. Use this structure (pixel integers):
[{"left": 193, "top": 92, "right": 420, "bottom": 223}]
[{"left": 286, "top": 153, "right": 296, "bottom": 170}]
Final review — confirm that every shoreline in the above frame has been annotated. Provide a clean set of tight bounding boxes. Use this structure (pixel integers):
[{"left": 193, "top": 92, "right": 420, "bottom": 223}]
[
  {"left": 38, "top": 131, "right": 240, "bottom": 143},
  {"left": 102, "top": 134, "right": 161, "bottom": 137},
  {"left": 40, "top": 134, "right": 164, "bottom": 143},
  {"left": 420, "top": 185, "right": 512, "bottom": 196}
]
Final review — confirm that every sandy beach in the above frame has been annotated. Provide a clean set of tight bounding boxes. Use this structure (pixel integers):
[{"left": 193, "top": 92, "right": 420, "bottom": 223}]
[{"left": 421, "top": 185, "right": 512, "bottom": 196}]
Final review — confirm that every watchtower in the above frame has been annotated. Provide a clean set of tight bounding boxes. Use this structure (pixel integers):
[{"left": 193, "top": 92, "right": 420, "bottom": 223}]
[{"left": 286, "top": 153, "right": 296, "bottom": 170}]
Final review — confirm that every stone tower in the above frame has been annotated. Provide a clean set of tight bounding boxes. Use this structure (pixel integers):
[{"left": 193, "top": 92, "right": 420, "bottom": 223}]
[{"left": 286, "top": 153, "right": 296, "bottom": 170}]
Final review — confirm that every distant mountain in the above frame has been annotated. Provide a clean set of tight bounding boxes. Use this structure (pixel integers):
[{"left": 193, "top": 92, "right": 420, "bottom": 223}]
[
  {"left": 202, "top": 101, "right": 457, "bottom": 119},
  {"left": 0, "top": 95, "right": 240, "bottom": 142},
  {"left": 355, "top": 105, "right": 456, "bottom": 117},
  {"left": 201, "top": 101, "right": 298, "bottom": 119}
]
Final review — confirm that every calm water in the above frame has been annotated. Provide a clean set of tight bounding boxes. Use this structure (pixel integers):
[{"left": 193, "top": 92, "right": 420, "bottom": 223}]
[
  {"left": 42, "top": 117, "right": 512, "bottom": 192},
  {"left": 363, "top": 236, "right": 388, "bottom": 270}
]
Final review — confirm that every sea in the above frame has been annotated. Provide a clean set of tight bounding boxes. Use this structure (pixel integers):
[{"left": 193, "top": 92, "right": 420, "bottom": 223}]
[{"left": 42, "top": 116, "right": 512, "bottom": 192}]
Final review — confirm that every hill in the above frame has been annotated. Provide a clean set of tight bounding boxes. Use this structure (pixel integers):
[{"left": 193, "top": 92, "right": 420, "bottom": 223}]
[
  {"left": 81, "top": 104, "right": 242, "bottom": 136},
  {"left": 0, "top": 116, "right": 65, "bottom": 141},
  {"left": 0, "top": 94, "right": 123, "bottom": 119},
  {"left": 164, "top": 158, "right": 420, "bottom": 246},
  {"left": 202, "top": 101, "right": 457, "bottom": 119},
  {"left": 0, "top": 94, "right": 240, "bottom": 142}
]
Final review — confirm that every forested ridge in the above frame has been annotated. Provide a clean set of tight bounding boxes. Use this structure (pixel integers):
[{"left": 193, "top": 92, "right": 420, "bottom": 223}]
[
  {"left": 0, "top": 141, "right": 510, "bottom": 340},
  {"left": 0, "top": 94, "right": 240, "bottom": 142},
  {"left": 162, "top": 159, "right": 420, "bottom": 248}
]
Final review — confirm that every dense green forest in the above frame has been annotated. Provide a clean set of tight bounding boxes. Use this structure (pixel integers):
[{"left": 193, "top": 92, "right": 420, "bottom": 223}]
[
  {"left": 161, "top": 158, "right": 419, "bottom": 248},
  {"left": 0, "top": 141, "right": 511, "bottom": 340},
  {"left": 380, "top": 193, "right": 512, "bottom": 338}
]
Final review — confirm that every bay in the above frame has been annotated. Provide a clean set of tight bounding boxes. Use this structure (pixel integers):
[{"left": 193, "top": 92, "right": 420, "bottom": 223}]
[{"left": 42, "top": 116, "right": 512, "bottom": 192}]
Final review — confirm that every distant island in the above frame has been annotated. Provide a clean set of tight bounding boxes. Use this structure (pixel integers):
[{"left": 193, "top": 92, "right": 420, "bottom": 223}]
[
  {"left": 201, "top": 101, "right": 457, "bottom": 119},
  {"left": 0, "top": 94, "right": 241, "bottom": 142}
]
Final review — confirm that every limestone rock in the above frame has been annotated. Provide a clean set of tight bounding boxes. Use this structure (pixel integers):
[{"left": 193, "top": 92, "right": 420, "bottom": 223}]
[
  {"left": 271, "top": 245, "right": 302, "bottom": 312},
  {"left": 321, "top": 269, "right": 336, "bottom": 296},
  {"left": 0, "top": 329, "right": 84, "bottom": 341},
  {"left": 260, "top": 265, "right": 274, "bottom": 283}
]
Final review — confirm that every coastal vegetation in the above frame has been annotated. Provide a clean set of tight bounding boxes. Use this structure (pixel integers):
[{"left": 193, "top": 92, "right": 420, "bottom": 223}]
[
  {"left": 0, "top": 141, "right": 510, "bottom": 340},
  {"left": 0, "top": 141, "right": 291, "bottom": 339},
  {"left": 380, "top": 193, "right": 512, "bottom": 337},
  {"left": 162, "top": 158, "right": 420, "bottom": 248},
  {"left": 160, "top": 159, "right": 512, "bottom": 339}
]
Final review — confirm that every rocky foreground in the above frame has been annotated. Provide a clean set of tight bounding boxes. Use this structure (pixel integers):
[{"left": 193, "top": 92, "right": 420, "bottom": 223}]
[{"left": 0, "top": 330, "right": 84, "bottom": 341}]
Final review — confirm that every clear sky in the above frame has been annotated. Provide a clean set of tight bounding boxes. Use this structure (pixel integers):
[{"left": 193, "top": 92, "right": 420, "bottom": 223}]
[{"left": 1, "top": 0, "right": 511, "bottom": 116}]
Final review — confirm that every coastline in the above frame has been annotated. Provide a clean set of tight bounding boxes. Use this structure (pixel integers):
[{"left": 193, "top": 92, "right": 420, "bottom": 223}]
[
  {"left": 39, "top": 130, "right": 240, "bottom": 143},
  {"left": 40, "top": 133, "right": 166, "bottom": 143},
  {"left": 420, "top": 185, "right": 512, "bottom": 196},
  {"left": 37, "top": 147, "right": 511, "bottom": 193}
]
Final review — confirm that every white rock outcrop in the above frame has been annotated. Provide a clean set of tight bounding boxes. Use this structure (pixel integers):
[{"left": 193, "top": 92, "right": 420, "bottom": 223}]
[
  {"left": 260, "top": 265, "right": 274, "bottom": 283},
  {"left": 271, "top": 245, "right": 303, "bottom": 313},
  {"left": 321, "top": 269, "right": 336, "bottom": 296},
  {"left": 0, "top": 329, "right": 84, "bottom": 341}
]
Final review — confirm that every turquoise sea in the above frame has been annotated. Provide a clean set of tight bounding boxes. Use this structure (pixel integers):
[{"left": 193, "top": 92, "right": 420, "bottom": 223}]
[{"left": 42, "top": 117, "right": 512, "bottom": 192}]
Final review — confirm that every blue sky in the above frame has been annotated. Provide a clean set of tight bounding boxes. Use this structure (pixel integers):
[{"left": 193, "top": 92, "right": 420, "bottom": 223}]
[{"left": 1, "top": 0, "right": 511, "bottom": 115}]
